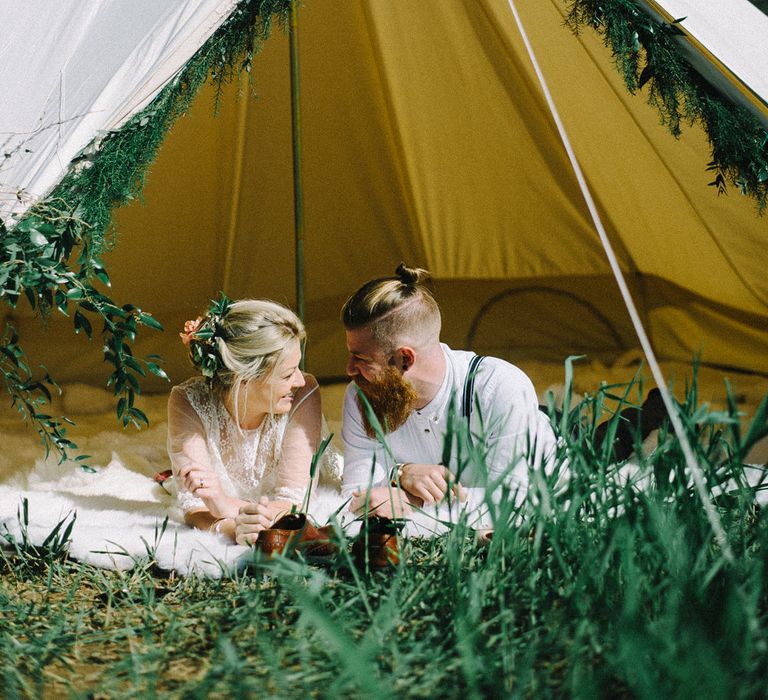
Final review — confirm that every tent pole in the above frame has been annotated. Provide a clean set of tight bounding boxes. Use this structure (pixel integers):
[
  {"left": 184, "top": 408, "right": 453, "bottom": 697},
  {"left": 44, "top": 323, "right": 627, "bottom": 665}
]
[
  {"left": 222, "top": 72, "right": 250, "bottom": 295},
  {"left": 289, "top": 0, "right": 305, "bottom": 332}
]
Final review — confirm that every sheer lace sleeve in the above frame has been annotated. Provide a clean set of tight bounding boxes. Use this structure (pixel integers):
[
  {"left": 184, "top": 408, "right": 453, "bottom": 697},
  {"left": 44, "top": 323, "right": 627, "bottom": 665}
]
[
  {"left": 167, "top": 384, "right": 210, "bottom": 514},
  {"left": 271, "top": 374, "right": 323, "bottom": 503}
]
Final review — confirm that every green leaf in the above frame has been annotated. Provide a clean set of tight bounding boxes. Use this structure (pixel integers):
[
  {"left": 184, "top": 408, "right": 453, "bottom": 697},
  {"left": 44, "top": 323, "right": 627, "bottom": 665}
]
[
  {"left": 129, "top": 406, "right": 149, "bottom": 427},
  {"left": 101, "top": 303, "right": 126, "bottom": 317},
  {"left": 55, "top": 291, "right": 69, "bottom": 316},
  {"left": 147, "top": 362, "right": 169, "bottom": 380},
  {"left": 740, "top": 394, "right": 768, "bottom": 460},
  {"left": 73, "top": 311, "right": 93, "bottom": 339},
  {"left": 37, "top": 223, "right": 57, "bottom": 237},
  {"left": 94, "top": 266, "right": 111, "bottom": 287},
  {"left": 137, "top": 313, "right": 163, "bottom": 331},
  {"left": 123, "top": 355, "right": 146, "bottom": 376},
  {"left": 0, "top": 346, "right": 20, "bottom": 367},
  {"left": 15, "top": 217, "right": 38, "bottom": 232},
  {"left": 638, "top": 64, "right": 653, "bottom": 89},
  {"left": 29, "top": 230, "right": 49, "bottom": 247}
]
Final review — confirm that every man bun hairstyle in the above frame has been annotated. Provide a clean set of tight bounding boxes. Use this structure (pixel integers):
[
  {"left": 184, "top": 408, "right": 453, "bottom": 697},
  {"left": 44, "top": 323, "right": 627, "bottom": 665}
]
[
  {"left": 341, "top": 263, "right": 441, "bottom": 352},
  {"left": 395, "top": 262, "right": 428, "bottom": 286}
]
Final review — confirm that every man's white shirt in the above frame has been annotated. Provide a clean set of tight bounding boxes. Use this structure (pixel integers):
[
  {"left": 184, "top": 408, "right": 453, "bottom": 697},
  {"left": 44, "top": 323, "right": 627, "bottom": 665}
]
[{"left": 341, "top": 344, "right": 557, "bottom": 503}]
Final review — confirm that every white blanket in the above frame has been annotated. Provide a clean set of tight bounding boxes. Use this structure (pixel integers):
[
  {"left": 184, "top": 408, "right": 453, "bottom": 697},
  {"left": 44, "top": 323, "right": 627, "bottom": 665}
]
[
  {"left": 0, "top": 460, "right": 245, "bottom": 577},
  {"left": 0, "top": 445, "right": 357, "bottom": 577},
  {"left": 0, "top": 389, "right": 349, "bottom": 577},
  {"left": 0, "top": 410, "right": 252, "bottom": 576}
]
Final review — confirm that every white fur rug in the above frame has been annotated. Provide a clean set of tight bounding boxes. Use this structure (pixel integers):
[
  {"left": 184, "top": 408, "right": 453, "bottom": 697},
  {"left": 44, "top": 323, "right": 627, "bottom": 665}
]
[
  {"left": 0, "top": 455, "right": 244, "bottom": 577},
  {"left": 0, "top": 460, "right": 349, "bottom": 577},
  {"left": 0, "top": 386, "right": 351, "bottom": 577}
]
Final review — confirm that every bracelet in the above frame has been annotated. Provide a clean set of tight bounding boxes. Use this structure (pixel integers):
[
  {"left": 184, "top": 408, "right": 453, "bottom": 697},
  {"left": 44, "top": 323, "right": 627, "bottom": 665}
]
[{"left": 209, "top": 517, "right": 229, "bottom": 534}]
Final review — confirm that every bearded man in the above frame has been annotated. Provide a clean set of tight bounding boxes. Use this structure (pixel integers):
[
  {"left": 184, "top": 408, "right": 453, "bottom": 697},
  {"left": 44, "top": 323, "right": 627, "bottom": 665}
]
[{"left": 341, "top": 263, "right": 557, "bottom": 522}]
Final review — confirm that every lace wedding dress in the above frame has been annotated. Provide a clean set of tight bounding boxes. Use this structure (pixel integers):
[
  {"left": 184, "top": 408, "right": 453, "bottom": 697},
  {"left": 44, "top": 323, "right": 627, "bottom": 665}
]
[{"left": 167, "top": 377, "right": 342, "bottom": 514}]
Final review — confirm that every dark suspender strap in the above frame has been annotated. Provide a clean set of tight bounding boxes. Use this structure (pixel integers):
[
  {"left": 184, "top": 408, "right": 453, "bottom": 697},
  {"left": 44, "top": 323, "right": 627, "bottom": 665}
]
[{"left": 462, "top": 354, "right": 485, "bottom": 420}]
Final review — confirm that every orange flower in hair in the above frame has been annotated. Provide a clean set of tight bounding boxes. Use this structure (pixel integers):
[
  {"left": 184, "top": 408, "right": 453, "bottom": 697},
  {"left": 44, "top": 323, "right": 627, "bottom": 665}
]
[{"left": 179, "top": 317, "right": 203, "bottom": 348}]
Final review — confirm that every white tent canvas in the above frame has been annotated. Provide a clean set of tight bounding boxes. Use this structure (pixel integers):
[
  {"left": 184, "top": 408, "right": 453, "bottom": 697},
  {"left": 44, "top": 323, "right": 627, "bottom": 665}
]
[
  {"left": 0, "top": 0, "right": 239, "bottom": 224},
  {"left": 654, "top": 0, "right": 768, "bottom": 105}
]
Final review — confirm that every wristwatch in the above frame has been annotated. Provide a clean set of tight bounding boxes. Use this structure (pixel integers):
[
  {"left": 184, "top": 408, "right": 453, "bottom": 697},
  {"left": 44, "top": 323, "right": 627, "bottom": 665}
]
[{"left": 389, "top": 462, "right": 408, "bottom": 486}]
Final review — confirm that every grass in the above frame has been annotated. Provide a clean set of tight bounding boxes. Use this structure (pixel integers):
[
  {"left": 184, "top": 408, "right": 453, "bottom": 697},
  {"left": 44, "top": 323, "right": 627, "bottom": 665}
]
[{"left": 2, "top": 373, "right": 768, "bottom": 699}]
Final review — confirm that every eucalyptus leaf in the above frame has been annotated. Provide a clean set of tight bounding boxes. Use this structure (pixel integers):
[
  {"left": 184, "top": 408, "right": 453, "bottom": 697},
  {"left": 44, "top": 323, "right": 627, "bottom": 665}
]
[
  {"left": 137, "top": 313, "right": 163, "bottom": 331},
  {"left": 29, "top": 230, "right": 49, "bottom": 247},
  {"left": 94, "top": 267, "right": 111, "bottom": 287},
  {"left": 123, "top": 355, "right": 146, "bottom": 376},
  {"left": 147, "top": 362, "right": 169, "bottom": 380}
]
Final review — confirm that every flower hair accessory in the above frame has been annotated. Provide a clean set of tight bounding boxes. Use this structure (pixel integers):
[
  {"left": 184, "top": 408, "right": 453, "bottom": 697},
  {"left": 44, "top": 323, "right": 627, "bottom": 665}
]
[
  {"left": 180, "top": 292, "right": 233, "bottom": 378},
  {"left": 179, "top": 318, "right": 203, "bottom": 348}
]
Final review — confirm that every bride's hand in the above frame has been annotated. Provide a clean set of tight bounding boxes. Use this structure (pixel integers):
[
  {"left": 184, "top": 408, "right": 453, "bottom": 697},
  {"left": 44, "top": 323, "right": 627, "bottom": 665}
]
[
  {"left": 234, "top": 497, "right": 289, "bottom": 545},
  {"left": 179, "top": 465, "right": 233, "bottom": 518}
]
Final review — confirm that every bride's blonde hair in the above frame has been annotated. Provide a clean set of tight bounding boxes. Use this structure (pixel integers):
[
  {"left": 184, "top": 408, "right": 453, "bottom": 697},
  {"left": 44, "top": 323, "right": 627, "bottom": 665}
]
[{"left": 210, "top": 299, "right": 304, "bottom": 396}]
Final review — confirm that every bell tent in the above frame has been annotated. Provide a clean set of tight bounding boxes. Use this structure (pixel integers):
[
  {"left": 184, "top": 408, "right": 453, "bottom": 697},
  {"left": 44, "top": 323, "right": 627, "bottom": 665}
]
[{"left": 2, "top": 0, "right": 767, "bottom": 418}]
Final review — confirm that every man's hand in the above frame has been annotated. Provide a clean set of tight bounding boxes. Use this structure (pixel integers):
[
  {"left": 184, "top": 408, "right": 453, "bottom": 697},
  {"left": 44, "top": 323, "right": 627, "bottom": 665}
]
[
  {"left": 234, "top": 497, "right": 291, "bottom": 546},
  {"left": 398, "top": 463, "right": 466, "bottom": 505}
]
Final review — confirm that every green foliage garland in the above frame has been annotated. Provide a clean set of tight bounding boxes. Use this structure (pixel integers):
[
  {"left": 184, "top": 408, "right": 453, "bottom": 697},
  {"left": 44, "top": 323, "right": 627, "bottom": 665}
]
[
  {"left": 0, "top": 0, "right": 292, "bottom": 462},
  {"left": 564, "top": 0, "right": 768, "bottom": 211}
]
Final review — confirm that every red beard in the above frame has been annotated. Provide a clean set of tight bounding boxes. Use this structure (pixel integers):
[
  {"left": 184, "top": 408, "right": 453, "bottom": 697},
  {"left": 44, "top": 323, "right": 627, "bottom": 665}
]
[{"left": 355, "top": 367, "right": 418, "bottom": 438}]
